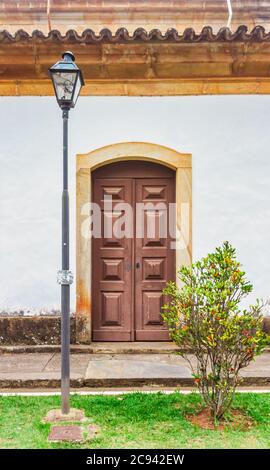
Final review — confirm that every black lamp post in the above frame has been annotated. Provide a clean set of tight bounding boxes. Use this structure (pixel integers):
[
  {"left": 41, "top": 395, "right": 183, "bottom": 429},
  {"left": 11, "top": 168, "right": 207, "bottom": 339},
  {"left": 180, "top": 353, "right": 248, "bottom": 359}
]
[{"left": 49, "top": 51, "right": 84, "bottom": 415}]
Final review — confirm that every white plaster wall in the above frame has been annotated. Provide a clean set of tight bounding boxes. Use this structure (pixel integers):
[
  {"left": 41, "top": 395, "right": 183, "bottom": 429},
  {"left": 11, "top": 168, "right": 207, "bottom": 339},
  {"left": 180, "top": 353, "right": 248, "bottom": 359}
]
[{"left": 0, "top": 95, "right": 270, "bottom": 313}]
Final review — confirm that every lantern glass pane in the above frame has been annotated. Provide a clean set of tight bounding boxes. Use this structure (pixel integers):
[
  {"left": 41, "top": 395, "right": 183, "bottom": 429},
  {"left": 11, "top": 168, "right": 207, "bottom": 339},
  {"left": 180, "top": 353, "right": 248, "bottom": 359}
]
[
  {"left": 52, "top": 72, "right": 77, "bottom": 103},
  {"left": 73, "top": 74, "right": 83, "bottom": 105}
]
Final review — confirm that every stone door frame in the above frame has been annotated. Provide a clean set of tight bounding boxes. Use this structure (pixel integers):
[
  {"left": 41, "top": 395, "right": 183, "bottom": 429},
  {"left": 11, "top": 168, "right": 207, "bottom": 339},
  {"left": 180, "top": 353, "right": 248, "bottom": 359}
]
[{"left": 76, "top": 142, "right": 192, "bottom": 343}]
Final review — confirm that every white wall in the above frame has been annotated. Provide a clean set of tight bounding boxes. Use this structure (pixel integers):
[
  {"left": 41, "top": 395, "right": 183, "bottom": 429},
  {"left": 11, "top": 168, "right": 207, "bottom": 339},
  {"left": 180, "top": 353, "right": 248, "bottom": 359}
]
[{"left": 0, "top": 95, "right": 270, "bottom": 313}]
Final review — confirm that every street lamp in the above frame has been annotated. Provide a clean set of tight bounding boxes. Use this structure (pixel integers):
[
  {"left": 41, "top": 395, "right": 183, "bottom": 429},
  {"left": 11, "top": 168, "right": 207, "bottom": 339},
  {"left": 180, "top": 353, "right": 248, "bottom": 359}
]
[{"left": 49, "top": 51, "right": 84, "bottom": 415}]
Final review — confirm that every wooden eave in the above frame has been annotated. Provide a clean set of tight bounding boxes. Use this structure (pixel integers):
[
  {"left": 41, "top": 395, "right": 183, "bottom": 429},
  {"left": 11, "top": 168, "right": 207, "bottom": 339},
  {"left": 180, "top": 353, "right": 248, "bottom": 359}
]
[{"left": 1, "top": 26, "right": 270, "bottom": 96}]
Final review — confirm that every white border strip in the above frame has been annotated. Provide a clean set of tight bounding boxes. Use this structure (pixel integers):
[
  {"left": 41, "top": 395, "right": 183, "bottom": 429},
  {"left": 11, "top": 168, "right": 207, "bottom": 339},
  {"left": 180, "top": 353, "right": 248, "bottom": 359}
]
[{"left": 0, "top": 389, "right": 269, "bottom": 397}]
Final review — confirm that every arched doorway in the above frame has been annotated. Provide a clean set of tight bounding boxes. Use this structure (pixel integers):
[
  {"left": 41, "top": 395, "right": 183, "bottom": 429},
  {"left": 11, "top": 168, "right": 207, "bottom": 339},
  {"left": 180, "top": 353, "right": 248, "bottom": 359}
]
[
  {"left": 91, "top": 160, "right": 175, "bottom": 341},
  {"left": 76, "top": 142, "right": 192, "bottom": 343}
]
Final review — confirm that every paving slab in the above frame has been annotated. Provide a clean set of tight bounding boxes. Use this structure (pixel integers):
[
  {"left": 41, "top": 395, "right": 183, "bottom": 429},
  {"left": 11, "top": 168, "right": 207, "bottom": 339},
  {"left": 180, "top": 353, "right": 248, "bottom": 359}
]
[
  {"left": 87, "top": 353, "right": 194, "bottom": 364},
  {"left": 49, "top": 425, "right": 83, "bottom": 442},
  {"left": 85, "top": 356, "right": 192, "bottom": 387},
  {"left": 44, "top": 353, "right": 91, "bottom": 374},
  {"left": 86, "top": 355, "right": 192, "bottom": 379},
  {"left": 240, "top": 354, "right": 270, "bottom": 377},
  {"left": 0, "top": 353, "right": 53, "bottom": 372}
]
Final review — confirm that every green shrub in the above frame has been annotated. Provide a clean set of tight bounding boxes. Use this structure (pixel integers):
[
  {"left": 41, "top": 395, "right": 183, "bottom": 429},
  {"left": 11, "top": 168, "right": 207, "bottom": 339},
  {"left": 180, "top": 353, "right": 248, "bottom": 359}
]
[{"left": 162, "top": 242, "right": 269, "bottom": 420}]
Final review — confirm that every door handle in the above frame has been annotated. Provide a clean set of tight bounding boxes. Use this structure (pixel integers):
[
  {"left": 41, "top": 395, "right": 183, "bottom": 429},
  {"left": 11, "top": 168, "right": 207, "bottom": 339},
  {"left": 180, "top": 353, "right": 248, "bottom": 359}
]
[{"left": 136, "top": 262, "right": 140, "bottom": 269}]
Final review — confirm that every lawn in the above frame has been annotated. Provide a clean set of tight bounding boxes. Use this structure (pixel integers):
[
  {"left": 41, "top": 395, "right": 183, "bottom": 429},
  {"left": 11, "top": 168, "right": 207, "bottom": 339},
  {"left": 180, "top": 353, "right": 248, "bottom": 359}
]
[{"left": 0, "top": 392, "right": 270, "bottom": 449}]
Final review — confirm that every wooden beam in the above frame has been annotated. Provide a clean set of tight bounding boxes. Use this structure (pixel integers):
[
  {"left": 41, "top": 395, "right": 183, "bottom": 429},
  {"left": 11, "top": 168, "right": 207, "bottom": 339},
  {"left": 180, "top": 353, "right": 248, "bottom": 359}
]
[{"left": 0, "top": 78, "right": 269, "bottom": 96}]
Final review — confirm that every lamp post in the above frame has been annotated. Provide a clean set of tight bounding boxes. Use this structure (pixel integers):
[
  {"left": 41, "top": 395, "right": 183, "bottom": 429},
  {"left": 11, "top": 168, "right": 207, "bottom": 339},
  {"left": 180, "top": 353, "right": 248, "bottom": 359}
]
[{"left": 49, "top": 51, "right": 84, "bottom": 415}]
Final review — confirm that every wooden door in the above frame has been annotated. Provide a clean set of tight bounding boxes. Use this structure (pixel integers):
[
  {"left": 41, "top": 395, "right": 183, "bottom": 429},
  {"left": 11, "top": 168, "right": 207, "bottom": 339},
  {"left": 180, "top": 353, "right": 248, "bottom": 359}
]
[
  {"left": 92, "top": 161, "right": 175, "bottom": 341},
  {"left": 135, "top": 178, "right": 175, "bottom": 340},
  {"left": 92, "top": 178, "right": 133, "bottom": 341}
]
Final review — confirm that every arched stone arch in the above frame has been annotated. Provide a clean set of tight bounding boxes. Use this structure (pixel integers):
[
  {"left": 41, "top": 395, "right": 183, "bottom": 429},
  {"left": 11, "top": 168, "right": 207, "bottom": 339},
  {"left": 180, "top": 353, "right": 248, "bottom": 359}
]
[{"left": 76, "top": 142, "right": 192, "bottom": 343}]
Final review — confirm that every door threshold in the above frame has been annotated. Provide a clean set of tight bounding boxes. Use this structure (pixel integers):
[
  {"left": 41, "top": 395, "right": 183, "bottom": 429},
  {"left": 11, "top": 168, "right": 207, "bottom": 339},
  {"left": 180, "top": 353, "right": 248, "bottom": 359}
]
[{"left": 89, "top": 342, "right": 180, "bottom": 354}]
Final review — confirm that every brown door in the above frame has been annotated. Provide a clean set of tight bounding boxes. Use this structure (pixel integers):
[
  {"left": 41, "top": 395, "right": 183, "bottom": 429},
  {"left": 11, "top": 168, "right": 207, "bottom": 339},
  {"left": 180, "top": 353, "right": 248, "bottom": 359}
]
[
  {"left": 135, "top": 178, "right": 175, "bottom": 340},
  {"left": 92, "top": 161, "right": 175, "bottom": 341}
]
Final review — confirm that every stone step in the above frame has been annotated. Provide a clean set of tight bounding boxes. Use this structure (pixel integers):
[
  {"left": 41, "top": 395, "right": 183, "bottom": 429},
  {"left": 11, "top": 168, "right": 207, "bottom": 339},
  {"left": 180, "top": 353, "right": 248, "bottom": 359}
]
[
  {"left": 0, "top": 352, "right": 269, "bottom": 389},
  {"left": 0, "top": 342, "right": 181, "bottom": 355},
  {"left": 1, "top": 343, "right": 269, "bottom": 355}
]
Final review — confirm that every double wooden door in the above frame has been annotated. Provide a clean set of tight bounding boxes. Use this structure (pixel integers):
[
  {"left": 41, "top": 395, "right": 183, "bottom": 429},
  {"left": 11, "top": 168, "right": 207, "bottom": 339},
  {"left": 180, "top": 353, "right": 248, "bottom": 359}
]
[{"left": 92, "top": 161, "right": 175, "bottom": 341}]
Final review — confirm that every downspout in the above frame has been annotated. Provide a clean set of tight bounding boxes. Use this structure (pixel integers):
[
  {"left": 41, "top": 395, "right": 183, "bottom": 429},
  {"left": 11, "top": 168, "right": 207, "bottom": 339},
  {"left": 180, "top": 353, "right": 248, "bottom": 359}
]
[
  {"left": 226, "top": 0, "right": 233, "bottom": 28},
  {"left": 47, "top": 0, "right": 52, "bottom": 32}
]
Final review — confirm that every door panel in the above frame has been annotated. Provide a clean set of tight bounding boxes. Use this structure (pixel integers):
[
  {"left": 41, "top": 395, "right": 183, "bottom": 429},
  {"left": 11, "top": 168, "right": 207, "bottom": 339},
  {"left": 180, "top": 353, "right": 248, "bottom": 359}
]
[
  {"left": 135, "top": 178, "right": 175, "bottom": 341},
  {"left": 92, "top": 179, "right": 133, "bottom": 341}
]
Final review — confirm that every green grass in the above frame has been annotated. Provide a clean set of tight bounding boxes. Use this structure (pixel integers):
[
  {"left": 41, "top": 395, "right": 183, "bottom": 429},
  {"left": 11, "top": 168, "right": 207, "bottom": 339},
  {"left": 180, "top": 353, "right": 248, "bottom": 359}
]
[{"left": 0, "top": 392, "right": 270, "bottom": 449}]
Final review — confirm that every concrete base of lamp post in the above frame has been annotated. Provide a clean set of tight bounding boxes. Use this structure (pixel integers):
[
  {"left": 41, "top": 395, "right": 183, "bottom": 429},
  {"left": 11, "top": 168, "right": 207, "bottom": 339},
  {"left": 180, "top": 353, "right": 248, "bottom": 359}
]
[{"left": 43, "top": 407, "right": 85, "bottom": 423}]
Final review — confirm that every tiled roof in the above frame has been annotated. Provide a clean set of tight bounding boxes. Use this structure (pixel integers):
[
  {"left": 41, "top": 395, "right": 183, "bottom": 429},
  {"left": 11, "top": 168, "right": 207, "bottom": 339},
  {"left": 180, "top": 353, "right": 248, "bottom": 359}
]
[{"left": 0, "top": 25, "right": 270, "bottom": 43}]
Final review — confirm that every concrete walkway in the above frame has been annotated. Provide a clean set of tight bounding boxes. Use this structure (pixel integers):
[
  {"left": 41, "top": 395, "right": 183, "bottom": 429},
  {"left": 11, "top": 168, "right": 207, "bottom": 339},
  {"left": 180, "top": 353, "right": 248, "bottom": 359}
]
[{"left": 0, "top": 349, "right": 269, "bottom": 389}]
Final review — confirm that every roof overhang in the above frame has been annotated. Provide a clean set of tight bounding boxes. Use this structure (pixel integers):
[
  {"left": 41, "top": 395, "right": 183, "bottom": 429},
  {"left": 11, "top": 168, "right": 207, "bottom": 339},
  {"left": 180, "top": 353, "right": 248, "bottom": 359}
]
[{"left": 1, "top": 26, "right": 270, "bottom": 96}]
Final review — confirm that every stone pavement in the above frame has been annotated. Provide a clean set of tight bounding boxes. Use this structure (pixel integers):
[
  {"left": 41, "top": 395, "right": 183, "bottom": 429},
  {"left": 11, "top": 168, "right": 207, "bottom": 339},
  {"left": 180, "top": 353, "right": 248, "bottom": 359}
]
[{"left": 0, "top": 345, "right": 269, "bottom": 389}]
